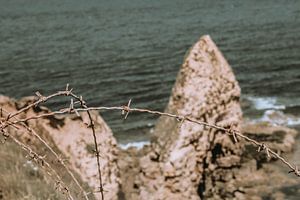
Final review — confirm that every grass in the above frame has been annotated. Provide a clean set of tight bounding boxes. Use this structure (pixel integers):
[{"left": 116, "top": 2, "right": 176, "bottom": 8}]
[{"left": 0, "top": 140, "right": 64, "bottom": 200}]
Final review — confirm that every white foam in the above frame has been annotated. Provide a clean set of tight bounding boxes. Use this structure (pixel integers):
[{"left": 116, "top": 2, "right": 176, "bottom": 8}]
[
  {"left": 119, "top": 141, "right": 150, "bottom": 150},
  {"left": 247, "top": 97, "right": 285, "bottom": 110},
  {"left": 255, "top": 110, "right": 300, "bottom": 126}
]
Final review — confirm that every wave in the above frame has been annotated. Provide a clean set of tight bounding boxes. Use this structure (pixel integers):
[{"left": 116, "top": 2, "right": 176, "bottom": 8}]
[
  {"left": 246, "top": 96, "right": 286, "bottom": 110},
  {"left": 254, "top": 110, "right": 300, "bottom": 126},
  {"left": 118, "top": 141, "right": 150, "bottom": 150}
]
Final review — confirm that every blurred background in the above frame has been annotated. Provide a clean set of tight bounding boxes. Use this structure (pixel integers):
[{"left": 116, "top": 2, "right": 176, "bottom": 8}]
[{"left": 0, "top": 0, "right": 299, "bottom": 145}]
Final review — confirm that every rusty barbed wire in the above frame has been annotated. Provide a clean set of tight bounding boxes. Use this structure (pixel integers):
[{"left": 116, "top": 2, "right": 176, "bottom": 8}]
[
  {"left": 1, "top": 86, "right": 300, "bottom": 200},
  {"left": 10, "top": 97, "right": 300, "bottom": 177}
]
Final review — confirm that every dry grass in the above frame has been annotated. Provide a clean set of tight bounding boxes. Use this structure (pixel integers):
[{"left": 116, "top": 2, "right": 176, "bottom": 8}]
[
  {"left": 0, "top": 140, "right": 63, "bottom": 200},
  {"left": 0, "top": 129, "right": 94, "bottom": 200}
]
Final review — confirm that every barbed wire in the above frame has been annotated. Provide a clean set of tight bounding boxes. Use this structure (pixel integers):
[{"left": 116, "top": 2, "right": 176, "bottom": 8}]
[
  {"left": 1, "top": 107, "right": 89, "bottom": 199},
  {"left": 13, "top": 100, "right": 300, "bottom": 177},
  {"left": 2, "top": 128, "right": 74, "bottom": 200},
  {"left": 1, "top": 85, "right": 299, "bottom": 200},
  {"left": 0, "top": 87, "right": 92, "bottom": 200}
]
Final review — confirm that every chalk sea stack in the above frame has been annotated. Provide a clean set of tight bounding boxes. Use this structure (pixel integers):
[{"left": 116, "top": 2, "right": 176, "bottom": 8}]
[
  {"left": 117, "top": 35, "right": 298, "bottom": 200},
  {"left": 134, "top": 35, "right": 243, "bottom": 200}
]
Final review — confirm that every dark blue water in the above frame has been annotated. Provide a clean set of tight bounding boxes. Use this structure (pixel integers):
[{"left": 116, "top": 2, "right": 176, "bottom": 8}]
[{"left": 1, "top": 0, "right": 300, "bottom": 143}]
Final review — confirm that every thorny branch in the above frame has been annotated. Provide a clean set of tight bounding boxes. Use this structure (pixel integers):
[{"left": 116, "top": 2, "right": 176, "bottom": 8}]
[{"left": 1, "top": 86, "right": 300, "bottom": 200}]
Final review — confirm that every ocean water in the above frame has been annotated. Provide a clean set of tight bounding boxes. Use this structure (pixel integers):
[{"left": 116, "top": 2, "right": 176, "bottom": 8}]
[{"left": 0, "top": 0, "right": 300, "bottom": 144}]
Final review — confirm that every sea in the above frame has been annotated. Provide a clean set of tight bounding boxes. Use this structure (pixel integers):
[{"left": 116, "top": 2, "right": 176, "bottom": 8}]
[
  {"left": 0, "top": 0, "right": 300, "bottom": 147},
  {"left": 1, "top": 1, "right": 300, "bottom": 198}
]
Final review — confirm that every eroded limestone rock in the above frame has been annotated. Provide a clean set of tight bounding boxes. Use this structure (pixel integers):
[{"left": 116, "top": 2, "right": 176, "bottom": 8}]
[
  {"left": 0, "top": 96, "right": 120, "bottom": 200},
  {"left": 40, "top": 111, "right": 120, "bottom": 200},
  {"left": 134, "top": 35, "right": 243, "bottom": 200}
]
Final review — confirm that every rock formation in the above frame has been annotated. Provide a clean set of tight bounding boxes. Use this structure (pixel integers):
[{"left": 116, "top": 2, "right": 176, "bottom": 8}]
[
  {"left": 39, "top": 111, "right": 120, "bottom": 200},
  {"left": 129, "top": 35, "right": 243, "bottom": 200},
  {"left": 1, "top": 35, "right": 299, "bottom": 200},
  {"left": 117, "top": 35, "right": 298, "bottom": 200},
  {"left": 0, "top": 96, "right": 120, "bottom": 200}
]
